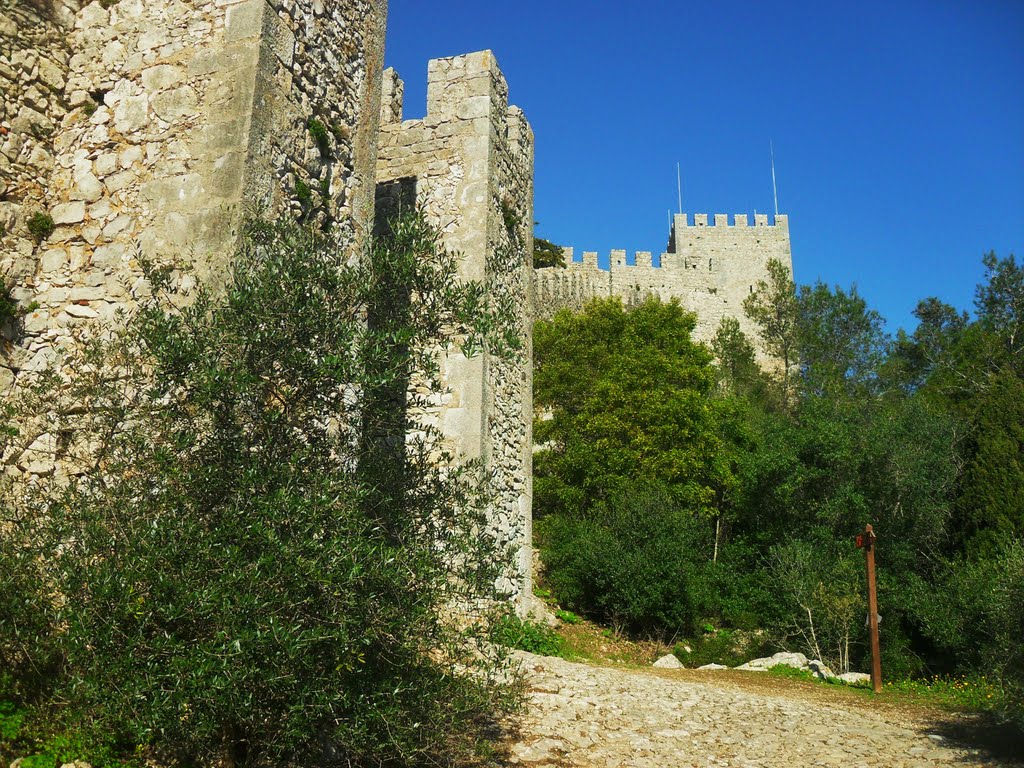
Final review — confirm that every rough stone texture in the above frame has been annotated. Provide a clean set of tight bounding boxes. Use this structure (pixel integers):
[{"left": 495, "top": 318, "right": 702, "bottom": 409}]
[
  {"left": 376, "top": 52, "right": 534, "bottom": 611},
  {"left": 0, "top": 0, "right": 84, "bottom": 359},
  {"left": 534, "top": 213, "right": 793, "bottom": 363},
  {"left": 1, "top": 0, "right": 387, "bottom": 475},
  {"left": 509, "top": 652, "right": 1008, "bottom": 767}
]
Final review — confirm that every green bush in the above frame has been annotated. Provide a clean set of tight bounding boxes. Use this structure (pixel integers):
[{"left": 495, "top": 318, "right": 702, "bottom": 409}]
[
  {"left": 1, "top": 211, "right": 521, "bottom": 766},
  {"left": 673, "top": 627, "right": 771, "bottom": 668},
  {"left": 294, "top": 178, "right": 313, "bottom": 209},
  {"left": 916, "top": 538, "right": 1024, "bottom": 725},
  {"left": 555, "top": 609, "right": 582, "bottom": 624},
  {"left": 541, "top": 480, "right": 710, "bottom": 638},
  {"left": 0, "top": 508, "right": 59, "bottom": 701}
]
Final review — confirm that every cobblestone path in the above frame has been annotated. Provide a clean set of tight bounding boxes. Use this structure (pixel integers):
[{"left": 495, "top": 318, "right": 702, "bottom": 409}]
[{"left": 507, "top": 652, "right": 1019, "bottom": 768}]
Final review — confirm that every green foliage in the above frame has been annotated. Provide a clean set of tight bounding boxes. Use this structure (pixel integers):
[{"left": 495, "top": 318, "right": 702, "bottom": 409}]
[
  {"left": 540, "top": 480, "right": 713, "bottom": 637},
  {"left": 0, "top": 506, "right": 59, "bottom": 700},
  {"left": 534, "top": 296, "right": 732, "bottom": 520},
  {"left": 711, "top": 317, "right": 763, "bottom": 398},
  {"left": 796, "top": 280, "right": 888, "bottom": 397},
  {"left": 0, "top": 701, "right": 25, "bottom": 741},
  {"left": 533, "top": 236, "right": 566, "bottom": 269},
  {"left": 914, "top": 539, "right": 1024, "bottom": 723},
  {"left": 884, "top": 675, "right": 1011, "bottom": 715},
  {"left": 767, "top": 539, "right": 864, "bottom": 674},
  {"left": 765, "top": 664, "right": 819, "bottom": 683},
  {"left": 26, "top": 212, "right": 54, "bottom": 242},
  {"left": 555, "top": 609, "right": 582, "bottom": 624},
  {"left": 306, "top": 117, "right": 331, "bottom": 155},
  {"left": 491, "top": 613, "right": 567, "bottom": 658},
  {"left": 0, "top": 211, "right": 520, "bottom": 766},
  {"left": 673, "top": 628, "right": 770, "bottom": 668},
  {"left": 742, "top": 258, "right": 799, "bottom": 408},
  {"left": 0, "top": 289, "right": 19, "bottom": 327},
  {"left": 294, "top": 178, "right": 313, "bottom": 209}
]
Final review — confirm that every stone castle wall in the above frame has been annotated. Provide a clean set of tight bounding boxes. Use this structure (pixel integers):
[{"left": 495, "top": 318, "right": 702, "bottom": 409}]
[
  {"left": 1, "top": 0, "right": 387, "bottom": 469},
  {"left": 534, "top": 213, "right": 792, "bottom": 359},
  {"left": 3, "top": 2, "right": 790, "bottom": 613},
  {"left": 376, "top": 52, "right": 534, "bottom": 608}
]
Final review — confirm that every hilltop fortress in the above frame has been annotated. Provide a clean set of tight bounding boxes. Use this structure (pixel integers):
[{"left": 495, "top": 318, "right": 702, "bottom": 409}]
[{"left": 0, "top": 0, "right": 791, "bottom": 612}]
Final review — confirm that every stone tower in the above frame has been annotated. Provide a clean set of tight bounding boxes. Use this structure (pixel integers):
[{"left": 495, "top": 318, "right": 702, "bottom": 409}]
[{"left": 376, "top": 51, "right": 535, "bottom": 609}]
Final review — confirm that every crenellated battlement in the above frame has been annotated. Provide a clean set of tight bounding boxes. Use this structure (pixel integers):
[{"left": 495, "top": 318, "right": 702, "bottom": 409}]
[
  {"left": 536, "top": 210, "right": 793, "bottom": 362},
  {"left": 674, "top": 212, "right": 789, "bottom": 229}
]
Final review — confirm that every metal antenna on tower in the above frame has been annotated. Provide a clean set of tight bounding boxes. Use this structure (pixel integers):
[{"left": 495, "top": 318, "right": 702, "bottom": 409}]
[
  {"left": 676, "top": 162, "right": 683, "bottom": 215},
  {"left": 771, "top": 140, "right": 779, "bottom": 217}
]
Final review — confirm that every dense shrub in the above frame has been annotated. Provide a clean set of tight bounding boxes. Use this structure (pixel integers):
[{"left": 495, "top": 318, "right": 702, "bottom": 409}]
[
  {"left": 674, "top": 627, "right": 772, "bottom": 668},
  {"left": 915, "top": 539, "right": 1024, "bottom": 723},
  {"left": 540, "top": 481, "right": 711, "bottom": 638},
  {"left": 0, "top": 212, "right": 521, "bottom": 766}
]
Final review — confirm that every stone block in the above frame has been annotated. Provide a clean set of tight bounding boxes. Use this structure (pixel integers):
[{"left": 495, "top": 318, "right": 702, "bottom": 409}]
[
  {"left": 51, "top": 202, "right": 86, "bottom": 225},
  {"left": 91, "top": 243, "right": 126, "bottom": 269},
  {"left": 113, "top": 93, "right": 149, "bottom": 134},
  {"left": 151, "top": 85, "right": 198, "bottom": 122},
  {"left": 39, "top": 248, "right": 67, "bottom": 272},
  {"left": 141, "top": 64, "right": 184, "bottom": 93},
  {"left": 70, "top": 169, "right": 103, "bottom": 203},
  {"left": 225, "top": 0, "right": 264, "bottom": 43}
]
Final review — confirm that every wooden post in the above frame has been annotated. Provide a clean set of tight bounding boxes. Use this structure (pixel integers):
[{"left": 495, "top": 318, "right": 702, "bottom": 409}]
[{"left": 856, "top": 524, "right": 882, "bottom": 693}]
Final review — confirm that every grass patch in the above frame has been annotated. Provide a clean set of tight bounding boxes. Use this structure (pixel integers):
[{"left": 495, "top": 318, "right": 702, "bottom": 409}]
[
  {"left": 882, "top": 675, "right": 1011, "bottom": 715},
  {"left": 0, "top": 699, "right": 142, "bottom": 768},
  {"left": 307, "top": 118, "right": 331, "bottom": 155},
  {"left": 491, "top": 613, "right": 567, "bottom": 658},
  {"left": 765, "top": 664, "right": 821, "bottom": 684},
  {"left": 27, "top": 212, "right": 55, "bottom": 242},
  {"left": 554, "top": 609, "right": 582, "bottom": 625}
]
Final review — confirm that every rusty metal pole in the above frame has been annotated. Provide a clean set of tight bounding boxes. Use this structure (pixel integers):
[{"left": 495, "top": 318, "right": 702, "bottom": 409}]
[{"left": 862, "top": 524, "right": 882, "bottom": 693}]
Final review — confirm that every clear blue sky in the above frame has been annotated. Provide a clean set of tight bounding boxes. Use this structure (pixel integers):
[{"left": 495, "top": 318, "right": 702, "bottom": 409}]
[{"left": 383, "top": 0, "right": 1024, "bottom": 334}]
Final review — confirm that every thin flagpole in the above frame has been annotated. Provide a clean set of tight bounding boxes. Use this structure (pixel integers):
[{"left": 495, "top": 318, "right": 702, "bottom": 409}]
[
  {"left": 771, "top": 140, "right": 779, "bottom": 217},
  {"left": 677, "top": 162, "right": 683, "bottom": 215}
]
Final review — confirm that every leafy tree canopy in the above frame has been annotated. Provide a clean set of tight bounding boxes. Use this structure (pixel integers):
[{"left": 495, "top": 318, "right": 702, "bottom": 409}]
[{"left": 533, "top": 297, "right": 734, "bottom": 521}]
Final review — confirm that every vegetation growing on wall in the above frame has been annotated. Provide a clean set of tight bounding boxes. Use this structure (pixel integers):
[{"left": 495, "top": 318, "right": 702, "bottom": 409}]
[{"left": 533, "top": 236, "right": 566, "bottom": 269}]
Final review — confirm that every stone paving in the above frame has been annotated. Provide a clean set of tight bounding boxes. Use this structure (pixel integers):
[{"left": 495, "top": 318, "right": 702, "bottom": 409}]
[{"left": 507, "top": 652, "right": 1017, "bottom": 768}]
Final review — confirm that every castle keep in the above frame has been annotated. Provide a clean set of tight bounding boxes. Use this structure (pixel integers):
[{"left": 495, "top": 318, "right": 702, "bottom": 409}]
[
  {"left": 534, "top": 213, "right": 793, "bottom": 360},
  {"left": 1, "top": 0, "right": 791, "bottom": 611}
]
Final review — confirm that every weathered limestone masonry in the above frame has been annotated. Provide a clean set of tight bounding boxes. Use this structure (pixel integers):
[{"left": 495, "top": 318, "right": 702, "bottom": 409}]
[
  {"left": 535, "top": 213, "right": 793, "bottom": 361},
  {"left": 376, "top": 52, "right": 535, "bottom": 611},
  {"left": 1, "top": 0, "right": 386, "bottom": 467}
]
